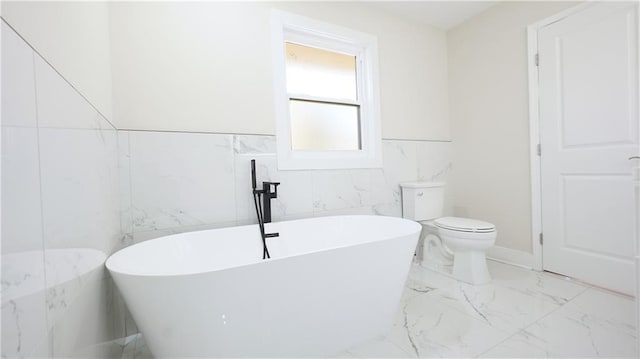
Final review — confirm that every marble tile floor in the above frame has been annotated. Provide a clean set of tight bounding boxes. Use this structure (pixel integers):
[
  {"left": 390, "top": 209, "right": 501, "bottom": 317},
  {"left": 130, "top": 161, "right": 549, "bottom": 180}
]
[{"left": 121, "top": 260, "right": 637, "bottom": 358}]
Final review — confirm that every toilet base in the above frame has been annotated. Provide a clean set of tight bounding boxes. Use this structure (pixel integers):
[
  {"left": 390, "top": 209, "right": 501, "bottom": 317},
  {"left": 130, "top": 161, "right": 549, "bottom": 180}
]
[{"left": 452, "top": 251, "right": 491, "bottom": 285}]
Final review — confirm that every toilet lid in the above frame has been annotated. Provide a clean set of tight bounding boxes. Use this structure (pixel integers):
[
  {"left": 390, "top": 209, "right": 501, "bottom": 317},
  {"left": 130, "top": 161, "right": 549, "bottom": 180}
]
[{"left": 434, "top": 217, "right": 496, "bottom": 233}]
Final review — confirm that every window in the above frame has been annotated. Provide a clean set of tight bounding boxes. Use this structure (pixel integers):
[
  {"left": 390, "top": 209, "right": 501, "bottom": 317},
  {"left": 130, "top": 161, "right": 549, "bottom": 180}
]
[
  {"left": 286, "top": 43, "right": 360, "bottom": 151},
  {"left": 271, "top": 11, "right": 382, "bottom": 170}
]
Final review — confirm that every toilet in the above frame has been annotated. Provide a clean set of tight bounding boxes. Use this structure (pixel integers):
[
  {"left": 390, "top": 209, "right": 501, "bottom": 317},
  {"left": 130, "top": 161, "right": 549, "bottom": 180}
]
[{"left": 400, "top": 182, "right": 497, "bottom": 285}]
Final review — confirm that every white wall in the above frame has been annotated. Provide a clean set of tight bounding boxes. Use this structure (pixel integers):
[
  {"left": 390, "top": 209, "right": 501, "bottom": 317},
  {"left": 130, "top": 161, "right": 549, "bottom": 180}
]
[
  {"left": 0, "top": 1, "right": 447, "bottom": 139},
  {"left": 109, "top": 1, "right": 449, "bottom": 140},
  {"left": 1, "top": 1, "right": 113, "bottom": 121},
  {"left": 447, "top": 1, "right": 578, "bottom": 254}
]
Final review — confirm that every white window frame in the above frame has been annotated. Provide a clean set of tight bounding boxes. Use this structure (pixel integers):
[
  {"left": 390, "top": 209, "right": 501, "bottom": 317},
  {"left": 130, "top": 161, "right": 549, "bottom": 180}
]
[{"left": 271, "top": 10, "right": 382, "bottom": 170}]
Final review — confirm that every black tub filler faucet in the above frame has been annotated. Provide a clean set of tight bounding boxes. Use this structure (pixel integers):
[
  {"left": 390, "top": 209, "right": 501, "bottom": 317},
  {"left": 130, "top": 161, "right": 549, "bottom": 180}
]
[{"left": 250, "top": 159, "right": 280, "bottom": 259}]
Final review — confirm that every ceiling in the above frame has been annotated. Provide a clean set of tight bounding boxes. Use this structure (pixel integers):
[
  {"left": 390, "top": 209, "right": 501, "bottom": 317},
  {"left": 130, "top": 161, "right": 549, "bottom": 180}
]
[{"left": 369, "top": 1, "right": 499, "bottom": 30}]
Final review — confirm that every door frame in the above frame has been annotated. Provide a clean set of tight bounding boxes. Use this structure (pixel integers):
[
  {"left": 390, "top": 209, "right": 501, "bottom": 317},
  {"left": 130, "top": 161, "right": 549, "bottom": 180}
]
[{"left": 527, "top": 2, "right": 607, "bottom": 271}]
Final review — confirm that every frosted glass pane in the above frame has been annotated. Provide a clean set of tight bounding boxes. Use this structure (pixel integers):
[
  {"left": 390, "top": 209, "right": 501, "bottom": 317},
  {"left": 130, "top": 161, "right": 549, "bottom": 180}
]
[
  {"left": 290, "top": 100, "right": 360, "bottom": 151},
  {"left": 285, "top": 42, "right": 357, "bottom": 101}
]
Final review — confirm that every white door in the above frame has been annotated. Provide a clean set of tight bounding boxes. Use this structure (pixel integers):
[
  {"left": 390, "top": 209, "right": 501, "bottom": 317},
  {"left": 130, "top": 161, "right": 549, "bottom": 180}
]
[{"left": 538, "top": 2, "right": 639, "bottom": 295}]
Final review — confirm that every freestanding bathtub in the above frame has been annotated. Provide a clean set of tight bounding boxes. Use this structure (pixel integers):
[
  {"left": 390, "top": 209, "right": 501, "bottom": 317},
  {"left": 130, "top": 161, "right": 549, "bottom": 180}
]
[{"left": 106, "top": 215, "right": 420, "bottom": 357}]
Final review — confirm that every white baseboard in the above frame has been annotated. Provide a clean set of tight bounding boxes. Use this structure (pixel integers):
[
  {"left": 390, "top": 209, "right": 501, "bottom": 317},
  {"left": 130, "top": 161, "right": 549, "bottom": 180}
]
[{"left": 487, "top": 245, "right": 534, "bottom": 270}]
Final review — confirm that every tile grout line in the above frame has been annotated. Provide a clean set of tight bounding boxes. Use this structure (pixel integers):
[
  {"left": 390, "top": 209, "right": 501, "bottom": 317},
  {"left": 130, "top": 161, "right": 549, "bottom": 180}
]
[
  {"left": 118, "top": 128, "right": 453, "bottom": 144},
  {"left": 473, "top": 311, "right": 553, "bottom": 357},
  {"left": 407, "top": 282, "right": 508, "bottom": 337},
  {"left": 409, "top": 264, "right": 593, "bottom": 358},
  {"left": 474, "top": 284, "right": 592, "bottom": 358},
  {"left": 29, "top": 37, "right": 54, "bottom": 357},
  {"left": 473, "top": 324, "right": 547, "bottom": 358},
  {"left": 117, "top": 131, "right": 130, "bottom": 242},
  {"left": 125, "top": 131, "right": 134, "bottom": 240},
  {"left": 395, "top": 275, "right": 513, "bottom": 358},
  {"left": 231, "top": 134, "right": 240, "bottom": 227},
  {"left": 388, "top": 337, "right": 418, "bottom": 359}
]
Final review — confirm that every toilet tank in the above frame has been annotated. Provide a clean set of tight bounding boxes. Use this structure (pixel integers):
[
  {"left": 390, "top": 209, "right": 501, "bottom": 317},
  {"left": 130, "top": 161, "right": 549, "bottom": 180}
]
[{"left": 400, "top": 182, "right": 446, "bottom": 221}]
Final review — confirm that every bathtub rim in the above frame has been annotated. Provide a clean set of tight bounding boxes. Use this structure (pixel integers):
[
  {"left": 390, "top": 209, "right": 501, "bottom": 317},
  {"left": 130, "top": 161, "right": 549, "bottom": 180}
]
[{"left": 105, "top": 215, "right": 421, "bottom": 278}]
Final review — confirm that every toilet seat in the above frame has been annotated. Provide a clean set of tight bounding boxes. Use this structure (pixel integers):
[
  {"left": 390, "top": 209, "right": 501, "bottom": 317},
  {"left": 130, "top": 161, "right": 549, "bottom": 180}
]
[{"left": 434, "top": 217, "right": 495, "bottom": 233}]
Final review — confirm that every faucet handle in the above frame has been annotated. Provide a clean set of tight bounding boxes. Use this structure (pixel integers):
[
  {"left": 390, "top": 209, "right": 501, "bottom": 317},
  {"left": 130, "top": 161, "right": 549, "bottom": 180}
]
[
  {"left": 262, "top": 181, "right": 281, "bottom": 196},
  {"left": 269, "top": 182, "right": 280, "bottom": 195}
]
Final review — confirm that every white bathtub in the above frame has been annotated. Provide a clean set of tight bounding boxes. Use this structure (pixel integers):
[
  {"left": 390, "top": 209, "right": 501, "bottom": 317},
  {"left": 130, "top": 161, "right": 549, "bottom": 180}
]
[{"left": 106, "top": 215, "right": 420, "bottom": 357}]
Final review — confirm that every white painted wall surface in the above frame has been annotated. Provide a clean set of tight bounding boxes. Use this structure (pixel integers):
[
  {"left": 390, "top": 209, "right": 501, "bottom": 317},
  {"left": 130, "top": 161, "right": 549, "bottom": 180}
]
[
  {"left": 109, "top": 1, "right": 449, "bottom": 140},
  {"left": 447, "top": 1, "right": 578, "bottom": 253},
  {"left": 1, "top": 1, "right": 113, "bottom": 121}
]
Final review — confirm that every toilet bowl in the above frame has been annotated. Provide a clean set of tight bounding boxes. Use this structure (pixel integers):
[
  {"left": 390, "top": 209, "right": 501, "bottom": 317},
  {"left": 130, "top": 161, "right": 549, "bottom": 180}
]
[
  {"left": 430, "top": 217, "right": 496, "bottom": 285},
  {"left": 400, "top": 182, "right": 497, "bottom": 285},
  {"left": 416, "top": 222, "right": 453, "bottom": 269}
]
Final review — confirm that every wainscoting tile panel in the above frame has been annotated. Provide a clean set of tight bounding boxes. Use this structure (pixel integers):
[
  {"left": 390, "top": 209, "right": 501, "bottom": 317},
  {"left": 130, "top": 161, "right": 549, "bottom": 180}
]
[
  {"left": 130, "top": 221, "right": 238, "bottom": 245},
  {"left": 311, "top": 169, "right": 373, "bottom": 212},
  {"left": 1, "top": 128, "right": 44, "bottom": 254},
  {"left": 417, "top": 141, "right": 453, "bottom": 215},
  {"left": 233, "top": 135, "right": 276, "bottom": 154},
  {"left": 311, "top": 206, "right": 376, "bottom": 218},
  {"left": 38, "top": 128, "right": 120, "bottom": 254},
  {"left": 123, "top": 135, "right": 452, "bottom": 233},
  {"left": 118, "top": 131, "right": 133, "bottom": 237},
  {"left": 128, "top": 131, "right": 236, "bottom": 232}
]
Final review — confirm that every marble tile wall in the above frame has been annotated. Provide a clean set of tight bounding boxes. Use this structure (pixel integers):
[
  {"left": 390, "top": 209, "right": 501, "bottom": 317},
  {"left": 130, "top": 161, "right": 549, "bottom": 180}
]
[
  {"left": 1, "top": 22, "right": 123, "bottom": 357},
  {"left": 118, "top": 132, "right": 453, "bottom": 244}
]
